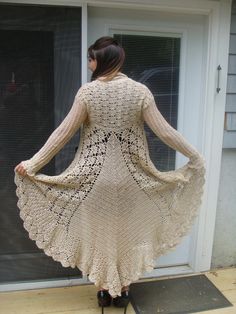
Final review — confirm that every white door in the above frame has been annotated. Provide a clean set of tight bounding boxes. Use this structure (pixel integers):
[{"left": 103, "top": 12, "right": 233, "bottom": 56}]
[{"left": 88, "top": 6, "right": 207, "bottom": 273}]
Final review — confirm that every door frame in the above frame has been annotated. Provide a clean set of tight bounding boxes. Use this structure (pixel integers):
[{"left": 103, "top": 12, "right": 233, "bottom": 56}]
[
  {"left": 85, "top": 0, "right": 232, "bottom": 275},
  {"left": 84, "top": 0, "right": 232, "bottom": 275},
  {"left": 0, "top": 0, "right": 231, "bottom": 292}
]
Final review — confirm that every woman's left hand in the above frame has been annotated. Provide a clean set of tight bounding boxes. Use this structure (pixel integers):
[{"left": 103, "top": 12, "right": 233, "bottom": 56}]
[
  {"left": 14, "top": 162, "right": 27, "bottom": 177},
  {"left": 188, "top": 153, "right": 205, "bottom": 170}
]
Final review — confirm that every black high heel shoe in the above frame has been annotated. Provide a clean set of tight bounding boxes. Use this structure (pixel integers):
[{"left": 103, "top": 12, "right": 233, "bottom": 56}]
[
  {"left": 97, "top": 290, "right": 112, "bottom": 314},
  {"left": 113, "top": 290, "right": 130, "bottom": 314}
]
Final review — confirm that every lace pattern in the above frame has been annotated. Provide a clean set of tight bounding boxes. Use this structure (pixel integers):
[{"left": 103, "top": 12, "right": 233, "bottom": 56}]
[{"left": 14, "top": 72, "right": 206, "bottom": 297}]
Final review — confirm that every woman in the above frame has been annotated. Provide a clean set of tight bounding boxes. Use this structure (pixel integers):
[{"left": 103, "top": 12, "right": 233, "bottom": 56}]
[{"left": 14, "top": 36, "right": 206, "bottom": 313}]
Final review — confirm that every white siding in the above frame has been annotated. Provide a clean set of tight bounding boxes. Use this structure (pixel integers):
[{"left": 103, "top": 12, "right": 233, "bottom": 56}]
[
  {"left": 224, "top": 1, "right": 236, "bottom": 147},
  {"left": 211, "top": 0, "right": 236, "bottom": 268}
]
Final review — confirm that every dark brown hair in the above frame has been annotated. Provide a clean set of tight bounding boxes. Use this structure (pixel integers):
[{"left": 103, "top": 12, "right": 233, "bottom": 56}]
[{"left": 88, "top": 36, "right": 125, "bottom": 81}]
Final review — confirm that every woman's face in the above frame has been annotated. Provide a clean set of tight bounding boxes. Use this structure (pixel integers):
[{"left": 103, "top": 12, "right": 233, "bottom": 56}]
[{"left": 88, "top": 57, "right": 97, "bottom": 72}]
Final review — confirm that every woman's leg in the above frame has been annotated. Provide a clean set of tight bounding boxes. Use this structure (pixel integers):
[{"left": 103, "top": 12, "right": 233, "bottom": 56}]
[
  {"left": 98, "top": 285, "right": 129, "bottom": 292},
  {"left": 121, "top": 285, "right": 130, "bottom": 292},
  {"left": 97, "top": 284, "right": 130, "bottom": 296}
]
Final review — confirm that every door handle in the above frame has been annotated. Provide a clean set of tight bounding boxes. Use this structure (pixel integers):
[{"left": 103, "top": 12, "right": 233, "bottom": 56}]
[{"left": 216, "top": 65, "right": 222, "bottom": 93}]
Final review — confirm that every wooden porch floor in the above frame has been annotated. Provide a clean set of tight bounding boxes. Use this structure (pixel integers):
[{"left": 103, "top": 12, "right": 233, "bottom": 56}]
[{"left": 0, "top": 267, "right": 236, "bottom": 314}]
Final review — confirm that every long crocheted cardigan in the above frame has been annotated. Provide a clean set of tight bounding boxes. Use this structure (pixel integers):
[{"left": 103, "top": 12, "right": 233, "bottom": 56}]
[{"left": 14, "top": 72, "right": 206, "bottom": 297}]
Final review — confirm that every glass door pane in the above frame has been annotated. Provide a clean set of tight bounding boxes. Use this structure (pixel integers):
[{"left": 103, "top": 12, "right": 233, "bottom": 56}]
[
  {"left": 0, "top": 4, "right": 82, "bottom": 284},
  {"left": 114, "top": 34, "right": 180, "bottom": 171}
]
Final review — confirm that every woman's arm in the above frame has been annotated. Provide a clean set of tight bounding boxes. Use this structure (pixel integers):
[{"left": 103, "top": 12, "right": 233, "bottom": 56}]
[
  {"left": 21, "top": 86, "right": 88, "bottom": 176},
  {"left": 142, "top": 86, "right": 204, "bottom": 166}
]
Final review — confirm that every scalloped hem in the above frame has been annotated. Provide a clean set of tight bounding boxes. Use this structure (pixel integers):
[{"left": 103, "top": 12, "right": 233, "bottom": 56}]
[
  {"left": 14, "top": 157, "right": 206, "bottom": 298},
  {"left": 17, "top": 199, "right": 203, "bottom": 298}
]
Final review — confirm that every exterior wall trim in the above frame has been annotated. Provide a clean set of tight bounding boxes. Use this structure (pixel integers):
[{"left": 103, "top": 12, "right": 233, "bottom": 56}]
[{"left": 0, "top": 0, "right": 221, "bottom": 14}]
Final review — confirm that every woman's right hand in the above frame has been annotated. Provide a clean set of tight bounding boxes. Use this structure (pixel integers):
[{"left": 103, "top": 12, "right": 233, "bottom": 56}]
[{"left": 14, "top": 162, "right": 27, "bottom": 177}]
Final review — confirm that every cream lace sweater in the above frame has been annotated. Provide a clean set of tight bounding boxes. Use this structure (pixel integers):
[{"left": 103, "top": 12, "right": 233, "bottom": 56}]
[{"left": 14, "top": 72, "right": 206, "bottom": 297}]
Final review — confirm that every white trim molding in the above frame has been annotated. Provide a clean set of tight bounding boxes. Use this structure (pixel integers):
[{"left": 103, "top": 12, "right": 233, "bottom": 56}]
[
  {"left": 81, "top": 2, "right": 88, "bottom": 84},
  {"left": 0, "top": 0, "right": 223, "bottom": 13},
  {"left": 192, "top": 0, "right": 232, "bottom": 272}
]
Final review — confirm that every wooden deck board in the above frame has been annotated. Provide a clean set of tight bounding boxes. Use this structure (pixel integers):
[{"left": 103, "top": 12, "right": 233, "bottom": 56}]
[{"left": 0, "top": 267, "right": 235, "bottom": 314}]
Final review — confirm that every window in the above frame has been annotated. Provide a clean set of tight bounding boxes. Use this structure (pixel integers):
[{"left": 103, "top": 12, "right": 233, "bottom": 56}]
[
  {"left": 0, "top": 4, "right": 82, "bottom": 284},
  {"left": 114, "top": 33, "right": 180, "bottom": 171}
]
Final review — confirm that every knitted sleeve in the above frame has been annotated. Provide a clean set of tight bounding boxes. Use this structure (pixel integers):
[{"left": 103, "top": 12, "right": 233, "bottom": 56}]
[
  {"left": 142, "top": 86, "right": 205, "bottom": 168},
  {"left": 22, "top": 86, "right": 88, "bottom": 176}
]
